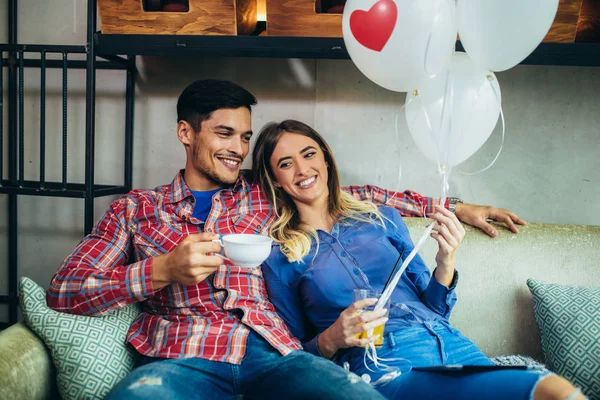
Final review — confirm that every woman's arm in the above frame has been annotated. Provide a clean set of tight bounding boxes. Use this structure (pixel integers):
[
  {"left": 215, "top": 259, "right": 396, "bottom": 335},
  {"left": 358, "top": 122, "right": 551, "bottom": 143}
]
[
  {"left": 314, "top": 300, "right": 388, "bottom": 359},
  {"left": 263, "top": 255, "right": 388, "bottom": 359},
  {"left": 385, "top": 207, "right": 460, "bottom": 319},
  {"left": 428, "top": 205, "right": 465, "bottom": 286},
  {"left": 262, "top": 259, "right": 313, "bottom": 345}
]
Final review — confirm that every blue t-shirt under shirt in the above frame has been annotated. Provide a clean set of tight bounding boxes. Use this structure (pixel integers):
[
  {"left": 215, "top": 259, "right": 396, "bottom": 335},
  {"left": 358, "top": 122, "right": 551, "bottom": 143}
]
[{"left": 190, "top": 188, "right": 220, "bottom": 222}]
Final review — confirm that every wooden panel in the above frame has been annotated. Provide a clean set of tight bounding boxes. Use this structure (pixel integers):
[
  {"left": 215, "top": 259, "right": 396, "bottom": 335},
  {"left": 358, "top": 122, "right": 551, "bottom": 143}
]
[
  {"left": 576, "top": 0, "right": 600, "bottom": 43},
  {"left": 237, "top": 0, "right": 259, "bottom": 35},
  {"left": 267, "top": 0, "right": 587, "bottom": 43},
  {"left": 266, "top": 0, "right": 342, "bottom": 37},
  {"left": 544, "top": 0, "right": 583, "bottom": 42},
  {"left": 98, "top": 0, "right": 257, "bottom": 35}
]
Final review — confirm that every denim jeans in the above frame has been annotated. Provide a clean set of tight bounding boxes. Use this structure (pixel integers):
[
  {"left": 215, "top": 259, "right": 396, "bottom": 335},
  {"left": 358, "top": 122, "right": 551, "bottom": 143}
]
[
  {"left": 337, "top": 321, "right": 546, "bottom": 400},
  {"left": 106, "top": 330, "right": 385, "bottom": 400}
]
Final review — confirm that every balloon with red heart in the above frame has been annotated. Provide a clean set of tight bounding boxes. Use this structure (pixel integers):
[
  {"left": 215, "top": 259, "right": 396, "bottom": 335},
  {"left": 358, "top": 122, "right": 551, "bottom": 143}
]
[
  {"left": 343, "top": 0, "right": 457, "bottom": 92},
  {"left": 349, "top": 0, "right": 398, "bottom": 52}
]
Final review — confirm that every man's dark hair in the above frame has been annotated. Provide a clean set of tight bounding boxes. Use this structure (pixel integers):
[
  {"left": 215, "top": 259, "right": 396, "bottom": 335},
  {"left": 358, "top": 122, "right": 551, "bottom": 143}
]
[{"left": 176, "top": 79, "right": 257, "bottom": 132}]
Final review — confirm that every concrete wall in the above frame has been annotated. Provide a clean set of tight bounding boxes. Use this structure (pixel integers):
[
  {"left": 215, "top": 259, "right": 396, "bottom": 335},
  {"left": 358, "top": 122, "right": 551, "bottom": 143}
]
[{"left": 1, "top": 1, "right": 599, "bottom": 323}]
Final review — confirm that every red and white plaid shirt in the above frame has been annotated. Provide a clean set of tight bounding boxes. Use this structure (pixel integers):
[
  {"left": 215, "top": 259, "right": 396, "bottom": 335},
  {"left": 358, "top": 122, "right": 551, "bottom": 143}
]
[{"left": 47, "top": 171, "right": 444, "bottom": 364}]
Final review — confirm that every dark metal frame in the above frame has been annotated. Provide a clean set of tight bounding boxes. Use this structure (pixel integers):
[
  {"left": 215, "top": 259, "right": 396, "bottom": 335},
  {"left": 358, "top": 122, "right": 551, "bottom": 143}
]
[
  {"left": 0, "top": 0, "right": 136, "bottom": 330},
  {"left": 94, "top": 33, "right": 600, "bottom": 66}
]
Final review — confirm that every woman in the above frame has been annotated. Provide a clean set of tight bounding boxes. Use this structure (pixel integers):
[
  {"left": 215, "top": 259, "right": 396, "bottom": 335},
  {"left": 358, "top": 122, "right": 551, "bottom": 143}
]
[{"left": 251, "top": 120, "right": 586, "bottom": 400}]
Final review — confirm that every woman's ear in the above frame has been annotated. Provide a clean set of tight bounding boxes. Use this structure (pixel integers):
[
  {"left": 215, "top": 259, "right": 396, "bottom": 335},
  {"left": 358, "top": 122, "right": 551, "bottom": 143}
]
[{"left": 273, "top": 182, "right": 282, "bottom": 188}]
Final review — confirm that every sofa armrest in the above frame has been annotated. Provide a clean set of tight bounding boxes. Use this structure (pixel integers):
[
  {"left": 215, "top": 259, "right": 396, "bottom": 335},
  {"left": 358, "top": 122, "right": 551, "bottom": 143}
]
[{"left": 0, "top": 322, "right": 59, "bottom": 400}]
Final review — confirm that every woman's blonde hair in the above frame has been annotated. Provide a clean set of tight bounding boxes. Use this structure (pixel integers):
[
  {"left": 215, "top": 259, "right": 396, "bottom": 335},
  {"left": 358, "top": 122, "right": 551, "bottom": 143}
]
[{"left": 252, "top": 120, "right": 384, "bottom": 263}]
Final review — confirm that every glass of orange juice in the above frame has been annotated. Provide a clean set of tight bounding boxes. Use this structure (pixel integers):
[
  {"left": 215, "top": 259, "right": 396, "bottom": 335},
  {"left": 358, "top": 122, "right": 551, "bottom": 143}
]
[{"left": 353, "top": 289, "right": 390, "bottom": 347}]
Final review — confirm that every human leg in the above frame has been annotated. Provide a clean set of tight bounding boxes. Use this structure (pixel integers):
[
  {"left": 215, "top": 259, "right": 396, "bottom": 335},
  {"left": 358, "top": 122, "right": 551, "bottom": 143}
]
[
  {"left": 246, "top": 350, "right": 385, "bottom": 400},
  {"left": 345, "top": 323, "right": 586, "bottom": 400},
  {"left": 105, "top": 356, "right": 237, "bottom": 399},
  {"left": 375, "top": 369, "right": 588, "bottom": 400},
  {"left": 425, "top": 321, "right": 493, "bottom": 366},
  {"left": 440, "top": 324, "right": 588, "bottom": 399},
  {"left": 335, "top": 324, "right": 537, "bottom": 399},
  {"left": 336, "top": 322, "right": 484, "bottom": 375},
  {"left": 381, "top": 368, "right": 546, "bottom": 400},
  {"left": 238, "top": 331, "right": 385, "bottom": 400},
  {"left": 533, "top": 375, "right": 588, "bottom": 400}
]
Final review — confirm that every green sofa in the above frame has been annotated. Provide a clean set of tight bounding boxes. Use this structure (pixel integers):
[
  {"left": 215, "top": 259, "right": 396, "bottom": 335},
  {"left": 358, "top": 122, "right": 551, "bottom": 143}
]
[
  {"left": 0, "top": 321, "right": 59, "bottom": 399},
  {"left": 1, "top": 220, "right": 599, "bottom": 399}
]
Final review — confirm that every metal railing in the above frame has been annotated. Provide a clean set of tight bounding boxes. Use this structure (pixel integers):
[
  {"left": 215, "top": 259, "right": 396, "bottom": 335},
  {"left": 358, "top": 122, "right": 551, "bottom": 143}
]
[{"left": 0, "top": 0, "right": 135, "bottom": 327}]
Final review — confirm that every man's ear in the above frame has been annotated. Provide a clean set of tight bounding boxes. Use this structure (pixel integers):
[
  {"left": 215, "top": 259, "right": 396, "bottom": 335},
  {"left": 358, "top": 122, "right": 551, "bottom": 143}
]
[{"left": 177, "top": 121, "right": 196, "bottom": 146}]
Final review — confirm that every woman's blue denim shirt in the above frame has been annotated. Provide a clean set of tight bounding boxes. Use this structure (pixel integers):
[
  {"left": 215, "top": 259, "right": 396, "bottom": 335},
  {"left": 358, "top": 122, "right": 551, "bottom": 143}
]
[{"left": 262, "top": 206, "right": 459, "bottom": 357}]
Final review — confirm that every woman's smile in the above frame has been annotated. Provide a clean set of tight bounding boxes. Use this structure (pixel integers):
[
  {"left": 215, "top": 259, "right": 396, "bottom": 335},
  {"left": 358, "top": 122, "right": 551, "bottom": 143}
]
[{"left": 297, "top": 176, "right": 318, "bottom": 189}]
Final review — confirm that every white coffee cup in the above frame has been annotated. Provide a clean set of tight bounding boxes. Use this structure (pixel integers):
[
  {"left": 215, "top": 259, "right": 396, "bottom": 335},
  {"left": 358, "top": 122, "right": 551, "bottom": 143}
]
[{"left": 213, "top": 234, "right": 273, "bottom": 268}]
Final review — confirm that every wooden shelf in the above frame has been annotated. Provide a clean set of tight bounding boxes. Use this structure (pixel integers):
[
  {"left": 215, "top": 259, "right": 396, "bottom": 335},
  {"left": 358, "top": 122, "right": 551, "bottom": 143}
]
[
  {"left": 95, "top": 34, "right": 349, "bottom": 59},
  {"left": 95, "top": 33, "right": 600, "bottom": 66}
]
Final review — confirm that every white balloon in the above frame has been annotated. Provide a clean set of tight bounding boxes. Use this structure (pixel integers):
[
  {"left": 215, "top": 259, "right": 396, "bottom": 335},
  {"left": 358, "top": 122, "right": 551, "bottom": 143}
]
[
  {"left": 405, "top": 52, "right": 501, "bottom": 167},
  {"left": 457, "top": 0, "right": 559, "bottom": 72},
  {"left": 343, "top": 0, "right": 457, "bottom": 92}
]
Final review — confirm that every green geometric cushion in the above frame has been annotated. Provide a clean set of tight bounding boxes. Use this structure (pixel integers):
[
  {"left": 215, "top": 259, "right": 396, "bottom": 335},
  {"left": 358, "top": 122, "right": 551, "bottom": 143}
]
[
  {"left": 19, "top": 277, "right": 141, "bottom": 400},
  {"left": 527, "top": 279, "right": 600, "bottom": 399}
]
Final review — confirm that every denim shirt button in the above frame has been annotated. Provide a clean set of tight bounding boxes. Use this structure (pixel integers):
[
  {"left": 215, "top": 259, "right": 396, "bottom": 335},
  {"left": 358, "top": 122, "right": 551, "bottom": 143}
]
[
  {"left": 341, "top": 252, "right": 347, "bottom": 257},
  {"left": 353, "top": 269, "right": 360, "bottom": 275}
]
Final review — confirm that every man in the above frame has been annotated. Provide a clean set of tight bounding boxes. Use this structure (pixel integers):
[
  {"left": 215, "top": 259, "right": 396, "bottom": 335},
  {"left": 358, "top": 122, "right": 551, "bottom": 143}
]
[{"left": 48, "top": 80, "right": 525, "bottom": 399}]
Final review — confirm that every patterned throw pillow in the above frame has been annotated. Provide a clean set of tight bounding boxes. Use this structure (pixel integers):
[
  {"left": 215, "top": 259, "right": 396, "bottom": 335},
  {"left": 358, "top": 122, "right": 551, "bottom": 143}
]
[
  {"left": 527, "top": 279, "right": 600, "bottom": 399},
  {"left": 19, "top": 277, "right": 140, "bottom": 400}
]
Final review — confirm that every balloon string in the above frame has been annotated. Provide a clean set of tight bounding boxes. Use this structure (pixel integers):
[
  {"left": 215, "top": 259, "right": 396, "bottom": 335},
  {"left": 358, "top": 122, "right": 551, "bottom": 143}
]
[
  {"left": 447, "top": 62, "right": 487, "bottom": 168},
  {"left": 412, "top": 95, "right": 440, "bottom": 175},
  {"left": 385, "top": 97, "right": 424, "bottom": 217},
  {"left": 412, "top": 64, "right": 453, "bottom": 176},
  {"left": 393, "top": 100, "right": 410, "bottom": 192},
  {"left": 458, "top": 75, "right": 505, "bottom": 175},
  {"left": 406, "top": 93, "right": 446, "bottom": 220},
  {"left": 360, "top": 208, "right": 439, "bottom": 385},
  {"left": 439, "top": 64, "right": 455, "bottom": 176},
  {"left": 364, "top": 100, "right": 453, "bottom": 386},
  {"left": 359, "top": 221, "right": 431, "bottom": 386},
  {"left": 423, "top": 0, "right": 450, "bottom": 76},
  {"left": 361, "top": 343, "right": 404, "bottom": 387}
]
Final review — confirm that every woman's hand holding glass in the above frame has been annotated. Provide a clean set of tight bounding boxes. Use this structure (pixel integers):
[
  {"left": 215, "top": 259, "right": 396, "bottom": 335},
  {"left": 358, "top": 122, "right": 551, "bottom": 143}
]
[
  {"left": 429, "top": 205, "right": 466, "bottom": 286},
  {"left": 317, "top": 298, "right": 388, "bottom": 359}
]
